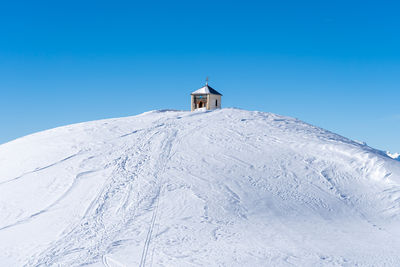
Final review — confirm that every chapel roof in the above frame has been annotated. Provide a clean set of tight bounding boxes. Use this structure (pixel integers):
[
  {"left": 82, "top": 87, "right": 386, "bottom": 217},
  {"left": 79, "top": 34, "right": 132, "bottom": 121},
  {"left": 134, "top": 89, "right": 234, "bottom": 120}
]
[{"left": 191, "top": 84, "right": 222, "bottom": 96}]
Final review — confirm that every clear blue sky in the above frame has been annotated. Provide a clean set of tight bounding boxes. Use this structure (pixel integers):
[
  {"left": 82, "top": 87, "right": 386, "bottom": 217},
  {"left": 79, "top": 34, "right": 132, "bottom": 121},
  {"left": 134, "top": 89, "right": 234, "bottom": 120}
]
[{"left": 1, "top": 0, "right": 399, "bottom": 152}]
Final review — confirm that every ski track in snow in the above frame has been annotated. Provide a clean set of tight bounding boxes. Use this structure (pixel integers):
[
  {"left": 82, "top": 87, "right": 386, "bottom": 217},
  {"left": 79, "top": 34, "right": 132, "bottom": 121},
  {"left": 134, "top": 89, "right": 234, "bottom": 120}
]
[
  {"left": 0, "top": 153, "right": 80, "bottom": 186},
  {"left": 0, "top": 108, "right": 400, "bottom": 266}
]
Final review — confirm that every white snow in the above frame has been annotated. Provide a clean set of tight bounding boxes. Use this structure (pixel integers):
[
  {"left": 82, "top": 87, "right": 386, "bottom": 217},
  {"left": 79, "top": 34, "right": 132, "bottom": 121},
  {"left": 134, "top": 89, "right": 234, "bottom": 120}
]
[
  {"left": 191, "top": 85, "right": 221, "bottom": 95},
  {"left": 1, "top": 108, "right": 400, "bottom": 266},
  {"left": 387, "top": 151, "right": 400, "bottom": 161},
  {"left": 191, "top": 86, "right": 211, "bottom": 94},
  {"left": 193, "top": 107, "right": 207, "bottom": 112}
]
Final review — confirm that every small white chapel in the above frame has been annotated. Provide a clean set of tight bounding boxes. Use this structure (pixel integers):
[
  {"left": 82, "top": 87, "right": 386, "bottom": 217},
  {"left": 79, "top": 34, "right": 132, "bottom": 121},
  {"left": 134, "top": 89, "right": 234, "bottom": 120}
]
[{"left": 190, "top": 80, "right": 222, "bottom": 111}]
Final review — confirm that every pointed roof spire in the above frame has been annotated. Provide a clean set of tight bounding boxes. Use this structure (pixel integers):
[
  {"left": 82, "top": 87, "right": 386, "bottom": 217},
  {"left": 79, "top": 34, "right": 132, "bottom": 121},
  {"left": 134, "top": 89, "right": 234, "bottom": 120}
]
[{"left": 191, "top": 79, "right": 222, "bottom": 96}]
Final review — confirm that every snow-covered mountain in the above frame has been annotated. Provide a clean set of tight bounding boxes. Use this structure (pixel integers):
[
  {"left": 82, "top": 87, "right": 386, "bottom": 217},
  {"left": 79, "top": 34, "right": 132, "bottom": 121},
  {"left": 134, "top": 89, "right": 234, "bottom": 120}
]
[
  {"left": 1, "top": 108, "right": 400, "bottom": 266},
  {"left": 387, "top": 151, "right": 400, "bottom": 161}
]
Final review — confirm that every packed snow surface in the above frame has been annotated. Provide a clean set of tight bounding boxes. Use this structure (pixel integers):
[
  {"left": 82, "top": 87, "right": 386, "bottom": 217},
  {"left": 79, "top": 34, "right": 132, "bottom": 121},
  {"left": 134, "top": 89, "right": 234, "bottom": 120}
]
[{"left": 1, "top": 108, "right": 400, "bottom": 266}]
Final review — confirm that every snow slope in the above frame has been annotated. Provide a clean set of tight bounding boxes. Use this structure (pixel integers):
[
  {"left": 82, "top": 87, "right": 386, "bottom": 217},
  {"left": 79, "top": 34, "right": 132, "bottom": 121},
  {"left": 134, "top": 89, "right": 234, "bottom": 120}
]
[
  {"left": 1, "top": 108, "right": 400, "bottom": 266},
  {"left": 387, "top": 151, "right": 400, "bottom": 161}
]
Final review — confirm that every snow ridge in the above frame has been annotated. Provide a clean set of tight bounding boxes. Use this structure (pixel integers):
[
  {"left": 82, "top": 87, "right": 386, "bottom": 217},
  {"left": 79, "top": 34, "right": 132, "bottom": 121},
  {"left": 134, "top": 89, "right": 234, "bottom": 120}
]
[
  {"left": 0, "top": 108, "right": 400, "bottom": 266},
  {"left": 387, "top": 151, "right": 400, "bottom": 161}
]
